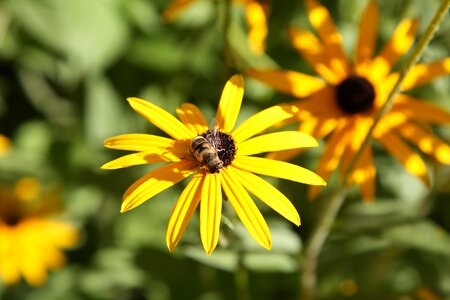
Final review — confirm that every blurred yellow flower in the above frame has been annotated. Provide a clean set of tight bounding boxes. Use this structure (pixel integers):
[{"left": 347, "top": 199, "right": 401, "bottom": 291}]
[
  {"left": 247, "top": 0, "right": 450, "bottom": 201},
  {"left": 0, "top": 177, "right": 79, "bottom": 286},
  {"left": 0, "top": 134, "right": 11, "bottom": 157},
  {"left": 102, "top": 75, "right": 325, "bottom": 255},
  {"left": 162, "top": 0, "right": 269, "bottom": 54}
]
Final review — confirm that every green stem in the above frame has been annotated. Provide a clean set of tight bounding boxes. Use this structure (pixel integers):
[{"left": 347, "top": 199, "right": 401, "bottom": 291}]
[
  {"left": 222, "top": 0, "right": 234, "bottom": 70},
  {"left": 300, "top": 188, "right": 347, "bottom": 300},
  {"left": 299, "top": 1, "right": 450, "bottom": 299}
]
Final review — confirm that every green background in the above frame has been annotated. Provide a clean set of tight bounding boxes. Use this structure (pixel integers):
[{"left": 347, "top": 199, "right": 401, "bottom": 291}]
[{"left": 1, "top": 0, "right": 450, "bottom": 299}]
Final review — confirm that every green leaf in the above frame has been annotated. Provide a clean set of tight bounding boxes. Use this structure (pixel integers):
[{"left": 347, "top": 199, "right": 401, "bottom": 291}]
[
  {"left": 12, "top": 0, "right": 129, "bottom": 74},
  {"left": 384, "top": 220, "right": 450, "bottom": 256}
]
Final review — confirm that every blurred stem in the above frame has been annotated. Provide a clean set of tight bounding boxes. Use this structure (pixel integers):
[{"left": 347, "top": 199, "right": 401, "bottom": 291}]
[
  {"left": 234, "top": 251, "right": 252, "bottom": 300},
  {"left": 299, "top": 1, "right": 450, "bottom": 299},
  {"left": 300, "top": 188, "right": 347, "bottom": 300},
  {"left": 222, "top": 0, "right": 235, "bottom": 71}
]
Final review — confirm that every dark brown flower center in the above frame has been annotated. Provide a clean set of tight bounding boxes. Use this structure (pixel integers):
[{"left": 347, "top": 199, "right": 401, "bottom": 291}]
[
  {"left": 192, "top": 129, "right": 236, "bottom": 173},
  {"left": 336, "top": 75, "right": 376, "bottom": 114},
  {"left": 1, "top": 211, "right": 21, "bottom": 226}
]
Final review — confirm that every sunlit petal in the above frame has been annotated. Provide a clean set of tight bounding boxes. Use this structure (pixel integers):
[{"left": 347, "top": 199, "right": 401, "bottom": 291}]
[
  {"left": 232, "top": 104, "right": 298, "bottom": 143},
  {"left": 246, "top": 69, "right": 326, "bottom": 98},
  {"left": 176, "top": 103, "right": 209, "bottom": 135},
  {"left": 127, "top": 97, "right": 195, "bottom": 140},
  {"left": 305, "top": 0, "right": 349, "bottom": 77},
  {"left": 166, "top": 172, "right": 203, "bottom": 252},
  {"left": 221, "top": 168, "right": 271, "bottom": 249},
  {"left": 355, "top": 1, "right": 378, "bottom": 67},
  {"left": 233, "top": 156, "right": 326, "bottom": 186},
  {"left": 397, "top": 122, "right": 450, "bottom": 164},
  {"left": 288, "top": 28, "right": 341, "bottom": 84},
  {"left": 369, "top": 19, "right": 418, "bottom": 80},
  {"left": 391, "top": 94, "right": 450, "bottom": 124},
  {"left": 230, "top": 166, "right": 300, "bottom": 226},
  {"left": 350, "top": 146, "right": 376, "bottom": 202},
  {"left": 101, "top": 151, "right": 182, "bottom": 170},
  {"left": 377, "top": 131, "right": 429, "bottom": 185},
  {"left": 216, "top": 75, "right": 244, "bottom": 132},
  {"left": 402, "top": 58, "right": 450, "bottom": 90},
  {"left": 200, "top": 173, "right": 222, "bottom": 255},
  {"left": 104, "top": 134, "right": 176, "bottom": 151},
  {"left": 245, "top": 0, "right": 268, "bottom": 54},
  {"left": 238, "top": 131, "right": 318, "bottom": 156},
  {"left": 121, "top": 161, "right": 197, "bottom": 212},
  {"left": 309, "top": 120, "right": 350, "bottom": 199}
]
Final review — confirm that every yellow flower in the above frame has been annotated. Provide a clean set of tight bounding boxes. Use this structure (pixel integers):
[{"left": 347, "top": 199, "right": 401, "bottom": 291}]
[
  {"left": 0, "top": 177, "right": 78, "bottom": 286},
  {"left": 247, "top": 0, "right": 450, "bottom": 201},
  {"left": 162, "top": 0, "right": 269, "bottom": 54},
  {"left": 102, "top": 75, "right": 325, "bottom": 254},
  {"left": 0, "top": 134, "right": 11, "bottom": 157}
]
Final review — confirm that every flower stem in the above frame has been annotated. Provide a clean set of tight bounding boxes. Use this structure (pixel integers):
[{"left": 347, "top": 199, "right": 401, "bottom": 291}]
[
  {"left": 299, "top": 1, "right": 450, "bottom": 299},
  {"left": 222, "top": 0, "right": 235, "bottom": 70},
  {"left": 300, "top": 188, "right": 347, "bottom": 300}
]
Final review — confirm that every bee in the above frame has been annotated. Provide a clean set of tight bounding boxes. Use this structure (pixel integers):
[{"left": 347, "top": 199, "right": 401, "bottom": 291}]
[{"left": 191, "top": 120, "right": 223, "bottom": 173}]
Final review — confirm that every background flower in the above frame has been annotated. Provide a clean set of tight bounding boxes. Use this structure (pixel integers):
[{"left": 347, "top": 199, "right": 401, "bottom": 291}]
[
  {"left": 247, "top": 0, "right": 450, "bottom": 200},
  {"left": 0, "top": 177, "right": 78, "bottom": 286}
]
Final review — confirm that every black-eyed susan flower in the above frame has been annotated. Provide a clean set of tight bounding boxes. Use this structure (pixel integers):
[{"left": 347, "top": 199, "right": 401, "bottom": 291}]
[
  {"left": 0, "top": 177, "right": 78, "bottom": 286},
  {"left": 162, "top": 0, "right": 269, "bottom": 54},
  {"left": 101, "top": 75, "right": 326, "bottom": 255},
  {"left": 247, "top": 0, "right": 450, "bottom": 201}
]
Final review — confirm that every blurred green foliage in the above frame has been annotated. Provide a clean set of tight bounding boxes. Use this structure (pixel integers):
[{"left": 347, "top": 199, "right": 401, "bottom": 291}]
[{"left": 1, "top": 0, "right": 450, "bottom": 299}]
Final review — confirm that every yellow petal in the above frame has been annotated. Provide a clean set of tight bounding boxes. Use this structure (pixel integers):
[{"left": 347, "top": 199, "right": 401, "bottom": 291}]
[
  {"left": 221, "top": 168, "right": 272, "bottom": 249},
  {"left": 0, "top": 226, "right": 20, "bottom": 285},
  {"left": 355, "top": 1, "right": 378, "bottom": 67},
  {"left": 339, "top": 117, "right": 373, "bottom": 177},
  {"left": 391, "top": 94, "right": 450, "bottom": 124},
  {"left": 296, "top": 86, "right": 343, "bottom": 119},
  {"left": 397, "top": 122, "right": 450, "bottom": 164},
  {"left": 176, "top": 103, "right": 209, "bottom": 135},
  {"left": 377, "top": 131, "right": 429, "bottom": 185},
  {"left": 402, "top": 58, "right": 450, "bottom": 91},
  {"left": 246, "top": 69, "right": 326, "bottom": 98},
  {"left": 166, "top": 172, "right": 203, "bottom": 252},
  {"left": 238, "top": 131, "right": 318, "bottom": 156},
  {"left": 288, "top": 27, "right": 341, "bottom": 84},
  {"left": 216, "top": 75, "right": 244, "bottom": 133},
  {"left": 369, "top": 19, "right": 418, "bottom": 80},
  {"left": 101, "top": 151, "right": 182, "bottom": 170},
  {"left": 127, "top": 97, "right": 195, "bottom": 140},
  {"left": 121, "top": 161, "right": 196, "bottom": 212},
  {"left": 233, "top": 156, "right": 326, "bottom": 186},
  {"left": 305, "top": 0, "right": 349, "bottom": 78},
  {"left": 162, "top": 0, "right": 197, "bottom": 22},
  {"left": 245, "top": 0, "right": 268, "bottom": 54},
  {"left": 0, "top": 134, "right": 11, "bottom": 156},
  {"left": 309, "top": 120, "right": 350, "bottom": 199},
  {"left": 200, "top": 173, "right": 222, "bottom": 255},
  {"left": 232, "top": 105, "right": 298, "bottom": 143},
  {"left": 229, "top": 166, "right": 300, "bottom": 226},
  {"left": 104, "top": 134, "right": 176, "bottom": 151},
  {"left": 350, "top": 146, "right": 376, "bottom": 202},
  {"left": 17, "top": 227, "right": 47, "bottom": 286}
]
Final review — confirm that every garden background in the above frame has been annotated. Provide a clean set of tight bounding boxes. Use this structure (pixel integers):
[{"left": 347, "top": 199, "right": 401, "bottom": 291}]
[{"left": 1, "top": 0, "right": 450, "bottom": 299}]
